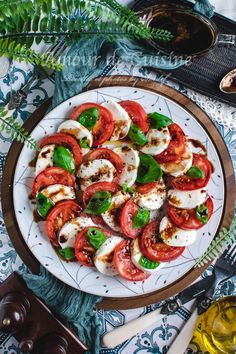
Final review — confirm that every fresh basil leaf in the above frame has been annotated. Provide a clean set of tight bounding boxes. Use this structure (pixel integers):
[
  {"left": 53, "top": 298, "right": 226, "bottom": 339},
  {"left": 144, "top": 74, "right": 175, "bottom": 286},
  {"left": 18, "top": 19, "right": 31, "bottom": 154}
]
[
  {"left": 122, "top": 183, "right": 135, "bottom": 195},
  {"left": 133, "top": 209, "right": 150, "bottom": 229},
  {"left": 128, "top": 124, "right": 148, "bottom": 146},
  {"left": 85, "top": 191, "right": 112, "bottom": 215},
  {"left": 53, "top": 145, "right": 75, "bottom": 174},
  {"left": 59, "top": 247, "right": 75, "bottom": 260},
  {"left": 148, "top": 112, "right": 173, "bottom": 129},
  {"left": 78, "top": 107, "right": 99, "bottom": 130},
  {"left": 187, "top": 166, "right": 205, "bottom": 179},
  {"left": 79, "top": 137, "right": 89, "bottom": 149},
  {"left": 196, "top": 204, "right": 208, "bottom": 224},
  {"left": 137, "top": 154, "right": 163, "bottom": 184},
  {"left": 139, "top": 255, "right": 160, "bottom": 269},
  {"left": 36, "top": 193, "right": 54, "bottom": 218},
  {"left": 87, "top": 227, "right": 107, "bottom": 249}
]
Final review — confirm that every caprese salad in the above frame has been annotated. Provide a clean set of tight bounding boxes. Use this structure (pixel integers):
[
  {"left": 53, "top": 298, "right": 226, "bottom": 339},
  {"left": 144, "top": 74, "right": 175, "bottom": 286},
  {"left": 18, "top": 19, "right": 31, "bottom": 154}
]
[{"left": 30, "top": 100, "right": 214, "bottom": 281}]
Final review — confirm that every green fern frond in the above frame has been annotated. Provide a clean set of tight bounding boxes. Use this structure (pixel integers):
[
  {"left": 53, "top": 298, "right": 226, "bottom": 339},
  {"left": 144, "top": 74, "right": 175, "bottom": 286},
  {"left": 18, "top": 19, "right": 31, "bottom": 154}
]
[
  {"left": 195, "top": 216, "right": 236, "bottom": 267},
  {"left": 0, "top": 38, "right": 64, "bottom": 70},
  {"left": 0, "top": 0, "right": 173, "bottom": 71},
  {"left": 98, "top": 0, "right": 173, "bottom": 41},
  {"left": 0, "top": 107, "right": 39, "bottom": 150},
  {"left": 0, "top": 0, "right": 173, "bottom": 43}
]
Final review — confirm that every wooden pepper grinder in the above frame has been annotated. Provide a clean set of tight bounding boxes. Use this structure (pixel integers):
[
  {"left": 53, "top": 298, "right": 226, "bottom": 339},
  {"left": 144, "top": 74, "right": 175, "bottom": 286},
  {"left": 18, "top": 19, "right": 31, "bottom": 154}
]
[
  {"left": 18, "top": 322, "right": 41, "bottom": 353},
  {"left": 34, "top": 333, "right": 68, "bottom": 354},
  {"left": 0, "top": 292, "right": 30, "bottom": 333}
]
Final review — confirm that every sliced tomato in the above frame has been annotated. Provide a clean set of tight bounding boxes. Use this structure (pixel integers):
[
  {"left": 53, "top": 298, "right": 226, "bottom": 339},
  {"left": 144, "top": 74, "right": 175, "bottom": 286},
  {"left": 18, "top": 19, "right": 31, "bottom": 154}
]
[
  {"left": 32, "top": 167, "right": 75, "bottom": 198},
  {"left": 39, "top": 132, "right": 82, "bottom": 167},
  {"left": 82, "top": 181, "right": 119, "bottom": 206},
  {"left": 170, "top": 154, "right": 213, "bottom": 191},
  {"left": 113, "top": 239, "right": 149, "bottom": 281},
  {"left": 69, "top": 103, "right": 114, "bottom": 146},
  {"left": 136, "top": 182, "right": 158, "bottom": 194},
  {"left": 120, "top": 199, "right": 143, "bottom": 239},
  {"left": 46, "top": 201, "right": 81, "bottom": 246},
  {"left": 140, "top": 221, "right": 185, "bottom": 262},
  {"left": 168, "top": 197, "right": 214, "bottom": 230},
  {"left": 74, "top": 226, "right": 111, "bottom": 267},
  {"left": 119, "top": 100, "right": 149, "bottom": 133},
  {"left": 84, "top": 148, "right": 123, "bottom": 183},
  {"left": 154, "top": 123, "right": 186, "bottom": 163}
]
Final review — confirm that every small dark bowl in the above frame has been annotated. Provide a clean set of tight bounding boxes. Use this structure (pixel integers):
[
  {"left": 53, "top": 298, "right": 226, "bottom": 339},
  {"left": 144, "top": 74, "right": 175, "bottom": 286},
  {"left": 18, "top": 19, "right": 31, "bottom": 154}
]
[{"left": 141, "top": 4, "right": 218, "bottom": 58}]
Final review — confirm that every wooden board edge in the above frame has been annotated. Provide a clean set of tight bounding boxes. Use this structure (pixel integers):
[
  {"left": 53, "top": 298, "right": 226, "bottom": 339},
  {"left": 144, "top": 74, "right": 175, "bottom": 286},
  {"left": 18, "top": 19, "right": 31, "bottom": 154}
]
[{"left": 1, "top": 99, "right": 52, "bottom": 274}]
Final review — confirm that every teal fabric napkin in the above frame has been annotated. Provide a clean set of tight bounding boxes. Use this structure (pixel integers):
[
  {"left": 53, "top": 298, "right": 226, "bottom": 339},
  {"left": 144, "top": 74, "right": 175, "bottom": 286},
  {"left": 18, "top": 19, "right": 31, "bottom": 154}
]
[
  {"left": 52, "top": 0, "right": 214, "bottom": 107},
  {"left": 52, "top": 36, "right": 186, "bottom": 108},
  {"left": 22, "top": 1, "right": 214, "bottom": 353},
  {"left": 22, "top": 267, "right": 102, "bottom": 353}
]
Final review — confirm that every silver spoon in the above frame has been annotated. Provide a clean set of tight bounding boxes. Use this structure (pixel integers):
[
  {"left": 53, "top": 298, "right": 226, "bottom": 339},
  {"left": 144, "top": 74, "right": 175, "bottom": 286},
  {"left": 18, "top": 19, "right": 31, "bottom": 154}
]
[{"left": 219, "top": 68, "right": 236, "bottom": 94}]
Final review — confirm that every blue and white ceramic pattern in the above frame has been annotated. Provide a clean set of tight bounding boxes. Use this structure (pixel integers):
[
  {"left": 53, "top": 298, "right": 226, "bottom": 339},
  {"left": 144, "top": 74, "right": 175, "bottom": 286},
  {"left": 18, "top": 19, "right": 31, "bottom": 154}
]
[{"left": 0, "top": 59, "right": 235, "bottom": 353}]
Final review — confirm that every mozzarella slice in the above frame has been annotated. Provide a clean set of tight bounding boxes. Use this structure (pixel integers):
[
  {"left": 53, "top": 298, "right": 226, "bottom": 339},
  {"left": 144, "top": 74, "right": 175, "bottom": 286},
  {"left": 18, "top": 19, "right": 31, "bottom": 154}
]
[
  {"left": 57, "top": 120, "right": 92, "bottom": 155},
  {"left": 160, "top": 144, "right": 193, "bottom": 177},
  {"left": 77, "top": 159, "right": 116, "bottom": 191},
  {"left": 131, "top": 239, "right": 164, "bottom": 273},
  {"left": 39, "top": 184, "right": 75, "bottom": 204},
  {"left": 102, "top": 191, "right": 130, "bottom": 232},
  {"left": 102, "top": 101, "right": 131, "bottom": 140},
  {"left": 113, "top": 146, "right": 139, "bottom": 187},
  {"left": 35, "top": 144, "right": 55, "bottom": 175},
  {"left": 140, "top": 128, "right": 170, "bottom": 155},
  {"left": 160, "top": 216, "right": 196, "bottom": 247},
  {"left": 94, "top": 236, "right": 123, "bottom": 276},
  {"left": 134, "top": 179, "right": 166, "bottom": 210},
  {"left": 58, "top": 216, "right": 95, "bottom": 249},
  {"left": 168, "top": 188, "right": 207, "bottom": 209}
]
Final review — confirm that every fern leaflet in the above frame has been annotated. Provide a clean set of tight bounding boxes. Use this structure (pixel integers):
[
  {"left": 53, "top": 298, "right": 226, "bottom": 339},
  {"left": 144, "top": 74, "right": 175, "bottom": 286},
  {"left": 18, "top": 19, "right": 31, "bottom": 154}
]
[
  {"left": 0, "top": 107, "right": 39, "bottom": 150},
  {"left": 195, "top": 216, "right": 236, "bottom": 267}
]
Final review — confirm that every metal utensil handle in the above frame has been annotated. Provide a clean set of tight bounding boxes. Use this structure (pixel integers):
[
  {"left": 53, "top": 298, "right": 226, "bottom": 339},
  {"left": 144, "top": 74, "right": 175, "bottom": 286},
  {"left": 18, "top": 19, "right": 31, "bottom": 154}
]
[
  {"left": 198, "top": 267, "right": 236, "bottom": 314},
  {"left": 217, "top": 33, "right": 236, "bottom": 46},
  {"left": 6, "top": 74, "right": 37, "bottom": 111},
  {"left": 102, "top": 307, "right": 165, "bottom": 348},
  {"left": 167, "top": 307, "right": 198, "bottom": 354}
]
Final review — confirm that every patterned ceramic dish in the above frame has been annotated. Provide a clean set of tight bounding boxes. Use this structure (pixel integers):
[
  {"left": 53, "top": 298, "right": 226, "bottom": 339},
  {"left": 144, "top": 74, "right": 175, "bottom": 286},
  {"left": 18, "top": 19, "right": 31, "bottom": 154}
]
[{"left": 13, "top": 86, "right": 225, "bottom": 297}]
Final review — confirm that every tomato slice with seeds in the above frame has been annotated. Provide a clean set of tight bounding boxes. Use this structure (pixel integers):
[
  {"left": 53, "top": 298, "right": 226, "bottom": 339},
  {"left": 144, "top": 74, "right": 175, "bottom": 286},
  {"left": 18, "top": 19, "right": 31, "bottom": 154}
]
[
  {"left": 113, "top": 239, "right": 150, "bottom": 281},
  {"left": 32, "top": 167, "right": 75, "bottom": 198},
  {"left": 136, "top": 182, "right": 158, "bottom": 194},
  {"left": 84, "top": 148, "right": 123, "bottom": 184},
  {"left": 69, "top": 103, "right": 114, "bottom": 146},
  {"left": 120, "top": 199, "right": 143, "bottom": 239},
  {"left": 168, "top": 197, "right": 214, "bottom": 230},
  {"left": 39, "top": 132, "right": 82, "bottom": 167},
  {"left": 82, "top": 181, "right": 119, "bottom": 206},
  {"left": 170, "top": 154, "right": 212, "bottom": 191},
  {"left": 75, "top": 226, "right": 111, "bottom": 267},
  {"left": 140, "top": 221, "right": 185, "bottom": 262},
  {"left": 46, "top": 201, "right": 81, "bottom": 246},
  {"left": 119, "top": 100, "right": 149, "bottom": 133},
  {"left": 154, "top": 123, "right": 186, "bottom": 163}
]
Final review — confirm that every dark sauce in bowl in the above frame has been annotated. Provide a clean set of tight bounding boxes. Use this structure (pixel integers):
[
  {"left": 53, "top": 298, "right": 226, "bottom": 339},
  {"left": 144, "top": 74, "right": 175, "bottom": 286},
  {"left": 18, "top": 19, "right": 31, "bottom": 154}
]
[{"left": 151, "top": 10, "right": 216, "bottom": 56}]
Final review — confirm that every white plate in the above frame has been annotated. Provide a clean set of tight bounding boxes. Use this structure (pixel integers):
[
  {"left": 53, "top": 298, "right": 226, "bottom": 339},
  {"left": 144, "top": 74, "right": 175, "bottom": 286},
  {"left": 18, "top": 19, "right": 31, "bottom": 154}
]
[{"left": 13, "top": 86, "right": 224, "bottom": 297}]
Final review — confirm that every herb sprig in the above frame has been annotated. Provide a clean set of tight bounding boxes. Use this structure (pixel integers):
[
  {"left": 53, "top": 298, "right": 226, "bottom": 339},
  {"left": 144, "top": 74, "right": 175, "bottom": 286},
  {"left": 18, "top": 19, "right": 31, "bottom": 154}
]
[
  {"left": 0, "top": 107, "right": 39, "bottom": 150},
  {"left": 195, "top": 216, "right": 236, "bottom": 267}
]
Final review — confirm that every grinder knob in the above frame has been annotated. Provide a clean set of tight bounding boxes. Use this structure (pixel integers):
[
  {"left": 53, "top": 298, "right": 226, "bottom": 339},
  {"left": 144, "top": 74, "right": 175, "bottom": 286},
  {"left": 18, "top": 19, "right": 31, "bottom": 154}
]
[
  {"left": 34, "top": 333, "right": 68, "bottom": 354},
  {"left": 0, "top": 292, "right": 30, "bottom": 333}
]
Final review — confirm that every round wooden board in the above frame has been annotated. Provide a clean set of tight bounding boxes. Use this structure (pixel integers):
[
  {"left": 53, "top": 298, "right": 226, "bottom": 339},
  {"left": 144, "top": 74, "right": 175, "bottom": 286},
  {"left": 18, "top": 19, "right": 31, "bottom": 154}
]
[{"left": 2, "top": 76, "right": 235, "bottom": 310}]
